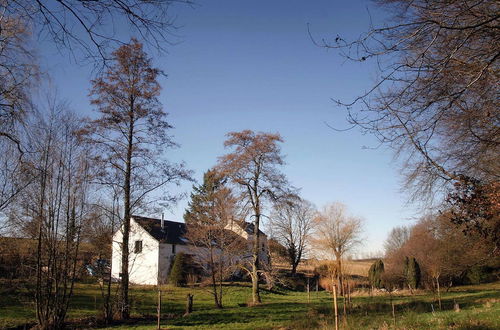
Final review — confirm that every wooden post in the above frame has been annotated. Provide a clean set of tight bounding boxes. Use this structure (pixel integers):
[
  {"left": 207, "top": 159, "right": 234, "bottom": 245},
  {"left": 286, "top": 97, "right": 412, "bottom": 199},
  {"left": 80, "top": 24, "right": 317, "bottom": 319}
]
[
  {"left": 185, "top": 294, "right": 193, "bottom": 316},
  {"left": 436, "top": 278, "right": 442, "bottom": 310},
  {"left": 333, "top": 282, "right": 339, "bottom": 330},
  {"left": 391, "top": 292, "right": 395, "bottom": 327},
  {"left": 307, "top": 277, "right": 310, "bottom": 303},
  {"left": 347, "top": 279, "right": 352, "bottom": 309},
  {"left": 157, "top": 288, "right": 162, "bottom": 330}
]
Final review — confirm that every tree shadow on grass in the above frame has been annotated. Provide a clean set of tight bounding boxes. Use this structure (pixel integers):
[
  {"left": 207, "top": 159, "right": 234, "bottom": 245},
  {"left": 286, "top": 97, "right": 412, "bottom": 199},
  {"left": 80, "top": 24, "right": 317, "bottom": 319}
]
[{"left": 167, "top": 302, "right": 312, "bottom": 328}]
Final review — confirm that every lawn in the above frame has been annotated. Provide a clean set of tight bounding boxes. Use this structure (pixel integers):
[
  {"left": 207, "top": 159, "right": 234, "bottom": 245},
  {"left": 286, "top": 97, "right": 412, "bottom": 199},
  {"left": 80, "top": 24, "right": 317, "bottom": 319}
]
[{"left": 0, "top": 281, "right": 499, "bottom": 329}]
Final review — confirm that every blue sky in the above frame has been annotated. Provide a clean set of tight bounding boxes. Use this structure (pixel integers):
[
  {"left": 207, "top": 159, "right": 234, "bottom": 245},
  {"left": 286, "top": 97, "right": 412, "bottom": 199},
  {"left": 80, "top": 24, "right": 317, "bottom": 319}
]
[{"left": 39, "top": 0, "right": 418, "bottom": 255}]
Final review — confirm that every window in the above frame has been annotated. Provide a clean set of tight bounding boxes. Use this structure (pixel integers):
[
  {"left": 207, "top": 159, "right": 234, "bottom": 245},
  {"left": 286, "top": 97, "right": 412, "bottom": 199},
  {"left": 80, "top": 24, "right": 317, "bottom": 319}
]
[
  {"left": 172, "top": 244, "right": 176, "bottom": 254},
  {"left": 134, "top": 240, "right": 142, "bottom": 254}
]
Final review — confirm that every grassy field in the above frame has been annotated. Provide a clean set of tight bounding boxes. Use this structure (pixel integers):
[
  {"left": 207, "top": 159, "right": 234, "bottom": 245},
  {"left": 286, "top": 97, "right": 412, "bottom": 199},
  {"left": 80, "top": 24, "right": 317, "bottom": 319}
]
[{"left": 0, "top": 281, "right": 499, "bottom": 329}]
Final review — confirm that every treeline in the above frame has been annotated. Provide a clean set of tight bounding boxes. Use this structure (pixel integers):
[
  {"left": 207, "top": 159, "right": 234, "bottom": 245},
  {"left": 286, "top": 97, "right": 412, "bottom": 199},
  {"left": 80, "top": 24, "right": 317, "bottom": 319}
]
[{"left": 373, "top": 212, "right": 499, "bottom": 293}]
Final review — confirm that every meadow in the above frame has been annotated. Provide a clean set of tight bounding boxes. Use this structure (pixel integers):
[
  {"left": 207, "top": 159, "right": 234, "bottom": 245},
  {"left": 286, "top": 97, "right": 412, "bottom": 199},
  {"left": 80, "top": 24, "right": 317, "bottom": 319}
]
[{"left": 1, "top": 281, "right": 499, "bottom": 329}]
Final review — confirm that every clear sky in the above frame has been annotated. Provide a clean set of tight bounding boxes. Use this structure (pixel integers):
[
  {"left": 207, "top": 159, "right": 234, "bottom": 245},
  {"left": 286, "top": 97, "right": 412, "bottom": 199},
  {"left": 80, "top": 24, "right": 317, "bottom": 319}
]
[{"left": 39, "top": 0, "right": 419, "bottom": 255}]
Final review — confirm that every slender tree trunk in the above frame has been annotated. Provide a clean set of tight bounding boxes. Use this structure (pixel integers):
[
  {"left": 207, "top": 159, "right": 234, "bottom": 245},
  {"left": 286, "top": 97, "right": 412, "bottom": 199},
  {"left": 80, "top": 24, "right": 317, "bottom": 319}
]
[
  {"left": 209, "top": 247, "right": 221, "bottom": 308},
  {"left": 436, "top": 276, "right": 442, "bottom": 310},
  {"left": 332, "top": 278, "right": 338, "bottom": 330},
  {"left": 120, "top": 103, "right": 135, "bottom": 319},
  {"left": 251, "top": 208, "right": 261, "bottom": 304},
  {"left": 336, "top": 256, "right": 344, "bottom": 296}
]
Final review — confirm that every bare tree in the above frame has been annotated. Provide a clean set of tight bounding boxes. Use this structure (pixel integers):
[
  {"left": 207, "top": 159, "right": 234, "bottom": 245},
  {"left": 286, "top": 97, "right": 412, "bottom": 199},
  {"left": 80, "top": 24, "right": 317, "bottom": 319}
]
[
  {"left": 4, "top": 0, "right": 192, "bottom": 63},
  {"left": 314, "top": 0, "right": 499, "bottom": 203},
  {"left": 0, "top": 5, "right": 38, "bottom": 143},
  {"left": 83, "top": 39, "right": 191, "bottom": 319},
  {"left": 271, "top": 198, "right": 316, "bottom": 275},
  {"left": 312, "top": 202, "right": 363, "bottom": 295},
  {"left": 216, "top": 130, "right": 294, "bottom": 304},
  {"left": 384, "top": 226, "right": 410, "bottom": 256},
  {"left": 0, "top": 5, "right": 39, "bottom": 218},
  {"left": 84, "top": 190, "right": 122, "bottom": 323},
  {"left": 184, "top": 169, "right": 245, "bottom": 308},
  {"left": 10, "top": 105, "right": 92, "bottom": 329}
]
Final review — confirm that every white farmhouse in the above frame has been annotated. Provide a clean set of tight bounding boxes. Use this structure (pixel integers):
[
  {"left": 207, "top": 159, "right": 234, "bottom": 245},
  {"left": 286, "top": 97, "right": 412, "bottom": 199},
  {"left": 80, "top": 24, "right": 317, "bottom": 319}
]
[{"left": 111, "top": 215, "right": 269, "bottom": 285}]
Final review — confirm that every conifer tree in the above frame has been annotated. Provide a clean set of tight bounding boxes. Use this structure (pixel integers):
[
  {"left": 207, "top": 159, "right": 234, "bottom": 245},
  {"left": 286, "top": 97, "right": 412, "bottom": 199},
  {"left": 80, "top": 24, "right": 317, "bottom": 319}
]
[
  {"left": 368, "top": 259, "right": 384, "bottom": 289},
  {"left": 404, "top": 257, "right": 421, "bottom": 291},
  {"left": 184, "top": 169, "right": 243, "bottom": 308},
  {"left": 169, "top": 253, "right": 187, "bottom": 287}
]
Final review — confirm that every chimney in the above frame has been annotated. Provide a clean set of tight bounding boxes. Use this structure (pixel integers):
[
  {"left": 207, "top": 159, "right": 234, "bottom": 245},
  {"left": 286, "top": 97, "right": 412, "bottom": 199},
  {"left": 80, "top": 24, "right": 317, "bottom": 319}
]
[{"left": 161, "top": 213, "right": 165, "bottom": 230}]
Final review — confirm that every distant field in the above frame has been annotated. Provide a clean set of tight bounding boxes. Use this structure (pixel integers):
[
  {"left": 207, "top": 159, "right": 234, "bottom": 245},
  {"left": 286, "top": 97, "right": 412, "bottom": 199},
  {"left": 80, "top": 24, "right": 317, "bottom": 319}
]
[
  {"left": 1, "top": 281, "right": 499, "bottom": 329},
  {"left": 276, "top": 258, "right": 374, "bottom": 278}
]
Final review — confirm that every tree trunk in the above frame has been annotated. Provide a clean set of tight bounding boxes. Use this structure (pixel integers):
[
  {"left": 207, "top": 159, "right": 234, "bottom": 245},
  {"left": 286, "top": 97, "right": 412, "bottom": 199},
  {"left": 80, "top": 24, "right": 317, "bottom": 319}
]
[
  {"left": 184, "top": 294, "right": 193, "bottom": 316},
  {"left": 291, "top": 262, "right": 297, "bottom": 276},
  {"left": 332, "top": 279, "right": 339, "bottom": 330},
  {"left": 436, "top": 276, "right": 442, "bottom": 310},
  {"left": 120, "top": 103, "right": 134, "bottom": 319},
  {"left": 251, "top": 212, "right": 261, "bottom": 304},
  {"left": 335, "top": 254, "right": 344, "bottom": 296}
]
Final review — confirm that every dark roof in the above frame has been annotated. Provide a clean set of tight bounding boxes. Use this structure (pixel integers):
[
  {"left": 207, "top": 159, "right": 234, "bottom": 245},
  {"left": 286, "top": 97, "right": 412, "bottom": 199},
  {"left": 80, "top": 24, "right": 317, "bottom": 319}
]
[
  {"left": 237, "top": 221, "right": 266, "bottom": 237},
  {"left": 132, "top": 215, "right": 187, "bottom": 245}
]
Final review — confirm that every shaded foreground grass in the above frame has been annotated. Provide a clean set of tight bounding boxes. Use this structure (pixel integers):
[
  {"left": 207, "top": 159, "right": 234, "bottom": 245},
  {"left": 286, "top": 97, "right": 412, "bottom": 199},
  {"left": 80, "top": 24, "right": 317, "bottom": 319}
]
[{"left": 0, "top": 281, "right": 498, "bottom": 329}]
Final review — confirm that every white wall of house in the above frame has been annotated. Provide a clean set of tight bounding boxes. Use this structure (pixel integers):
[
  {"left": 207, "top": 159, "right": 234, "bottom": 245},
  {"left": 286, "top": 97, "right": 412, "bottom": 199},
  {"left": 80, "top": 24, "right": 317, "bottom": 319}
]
[
  {"left": 225, "top": 222, "right": 270, "bottom": 266},
  {"left": 111, "top": 218, "right": 160, "bottom": 285},
  {"left": 111, "top": 218, "right": 271, "bottom": 286}
]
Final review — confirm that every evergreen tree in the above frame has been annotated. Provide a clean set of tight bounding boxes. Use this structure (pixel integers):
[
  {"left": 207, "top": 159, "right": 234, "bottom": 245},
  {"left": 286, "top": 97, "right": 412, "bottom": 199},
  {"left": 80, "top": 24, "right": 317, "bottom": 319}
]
[
  {"left": 183, "top": 169, "right": 242, "bottom": 308},
  {"left": 169, "top": 252, "right": 187, "bottom": 287},
  {"left": 184, "top": 170, "right": 228, "bottom": 225},
  {"left": 368, "top": 259, "right": 384, "bottom": 289},
  {"left": 404, "top": 256, "right": 421, "bottom": 290}
]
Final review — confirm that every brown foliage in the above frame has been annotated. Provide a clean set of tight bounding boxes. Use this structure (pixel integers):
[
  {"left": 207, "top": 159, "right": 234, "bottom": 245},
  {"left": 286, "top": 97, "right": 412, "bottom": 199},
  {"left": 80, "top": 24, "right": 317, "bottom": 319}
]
[
  {"left": 84, "top": 39, "right": 191, "bottom": 319},
  {"left": 216, "top": 130, "right": 294, "bottom": 303},
  {"left": 384, "top": 213, "right": 496, "bottom": 289}
]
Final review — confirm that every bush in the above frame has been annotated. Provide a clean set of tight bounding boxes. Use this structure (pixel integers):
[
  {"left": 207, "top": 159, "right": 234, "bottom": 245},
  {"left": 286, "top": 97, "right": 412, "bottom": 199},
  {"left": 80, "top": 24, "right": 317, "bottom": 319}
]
[
  {"left": 169, "top": 253, "right": 187, "bottom": 287},
  {"left": 465, "top": 266, "right": 495, "bottom": 284},
  {"left": 404, "top": 257, "right": 421, "bottom": 290},
  {"left": 368, "top": 259, "right": 384, "bottom": 289}
]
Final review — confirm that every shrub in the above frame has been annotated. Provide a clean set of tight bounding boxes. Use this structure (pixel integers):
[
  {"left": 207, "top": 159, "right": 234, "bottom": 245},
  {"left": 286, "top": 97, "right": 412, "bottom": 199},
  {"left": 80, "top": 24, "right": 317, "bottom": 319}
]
[
  {"left": 169, "top": 252, "right": 187, "bottom": 287},
  {"left": 368, "top": 259, "right": 384, "bottom": 289},
  {"left": 404, "top": 257, "right": 421, "bottom": 290}
]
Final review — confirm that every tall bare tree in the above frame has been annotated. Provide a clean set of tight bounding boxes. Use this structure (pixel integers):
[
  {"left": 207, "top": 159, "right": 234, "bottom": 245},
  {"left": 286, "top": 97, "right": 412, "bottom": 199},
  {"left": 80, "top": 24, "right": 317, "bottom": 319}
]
[
  {"left": 216, "top": 130, "right": 294, "bottom": 304},
  {"left": 315, "top": 0, "right": 499, "bottom": 203},
  {"left": 313, "top": 202, "right": 363, "bottom": 295},
  {"left": 83, "top": 39, "right": 191, "bottom": 319},
  {"left": 271, "top": 198, "right": 316, "bottom": 275}
]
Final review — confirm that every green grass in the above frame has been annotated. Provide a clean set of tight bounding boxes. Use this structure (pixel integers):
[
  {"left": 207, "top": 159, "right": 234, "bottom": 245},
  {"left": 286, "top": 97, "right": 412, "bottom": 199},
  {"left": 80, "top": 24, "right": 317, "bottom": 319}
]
[{"left": 0, "top": 281, "right": 499, "bottom": 329}]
